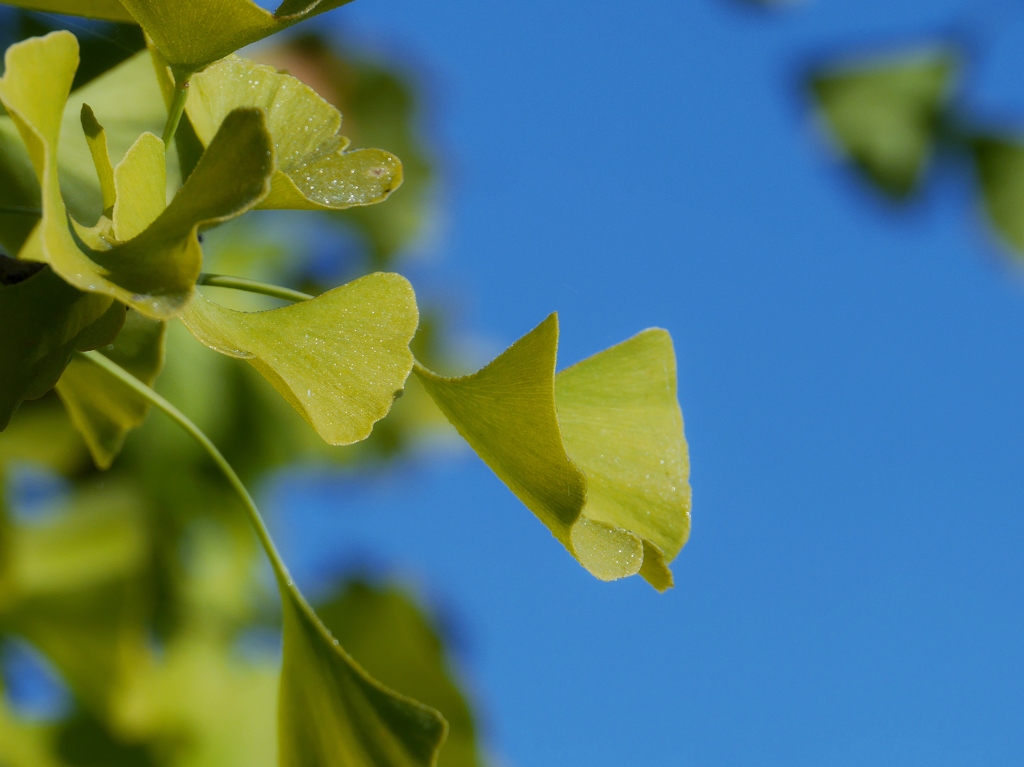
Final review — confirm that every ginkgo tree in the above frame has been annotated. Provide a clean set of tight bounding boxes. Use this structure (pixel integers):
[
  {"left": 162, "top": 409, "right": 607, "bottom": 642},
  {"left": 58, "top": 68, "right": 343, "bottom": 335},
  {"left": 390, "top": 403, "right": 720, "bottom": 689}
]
[{"left": 0, "top": 2, "right": 692, "bottom": 765}]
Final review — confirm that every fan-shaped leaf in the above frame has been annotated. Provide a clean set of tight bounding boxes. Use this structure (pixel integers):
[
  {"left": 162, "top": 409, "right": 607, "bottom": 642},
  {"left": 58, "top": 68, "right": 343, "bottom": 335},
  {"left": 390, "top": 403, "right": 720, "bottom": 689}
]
[
  {"left": 118, "top": 0, "right": 355, "bottom": 74},
  {"left": 56, "top": 311, "right": 166, "bottom": 469},
  {"left": 316, "top": 580, "right": 484, "bottom": 767},
  {"left": 415, "top": 314, "right": 690, "bottom": 590},
  {"left": 810, "top": 49, "right": 957, "bottom": 198},
  {"left": 973, "top": 136, "right": 1024, "bottom": 255},
  {"left": 279, "top": 581, "right": 447, "bottom": 767},
  {"left": 187, "top": 57, "right": 402, "bottom": 211},
  {"left": 0, "top": 256, "right": 124, "bottom": 431},
  {"left": 181, "top": 272, "right": 418, "bottom": 446},
  {"left": 0, "top": 33, "right": 274, "bottom": 319}
]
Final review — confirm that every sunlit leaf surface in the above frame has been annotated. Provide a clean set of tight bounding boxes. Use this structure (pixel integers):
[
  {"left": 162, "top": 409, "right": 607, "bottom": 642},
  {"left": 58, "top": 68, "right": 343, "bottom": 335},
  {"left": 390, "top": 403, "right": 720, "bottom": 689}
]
[
  {"left": 187, "top": 56, "right": 402, "bottom": 211},
  {"left": 973, "top": 136, "right": 1024, "bottom": 255},
  {"left": 118, "top": 0, "right": 355, "bottom": 74},
  {"left": 317, "top": 581, "right": 485, "bottom": 767},
  {"left": 56, "top": 311, "right": 166, "bottom": 469},
  {"left": 0, "top": 32, "right": 274, "bottom": 319},
  {"left": 810, "top": 49, "right": 957, "bottom": 198},
  {"left": 0, "top": 257, "right": 123, "bottom": 431},
  {"left": 416, "top": 314, "right": 690, "bottom": 590},
  {"left": 182, "top": 272, "right": 419, "bottom": 446},
  {"left": 62, "top": 53, "right": 168, "bottom": 224}
]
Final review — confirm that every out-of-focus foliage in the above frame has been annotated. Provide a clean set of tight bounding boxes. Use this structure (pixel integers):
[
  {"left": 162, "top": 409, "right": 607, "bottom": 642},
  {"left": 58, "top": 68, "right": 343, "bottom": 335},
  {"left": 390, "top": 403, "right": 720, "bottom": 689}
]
[
  {"left": 0, "top": 13, "right": 484, "bottom": 767},
  {"left": 810, "top": 50, "right": 957, "bottom": 199},
  {"left": 807, "top": 38, "right": 1024, "bottom": 260}
]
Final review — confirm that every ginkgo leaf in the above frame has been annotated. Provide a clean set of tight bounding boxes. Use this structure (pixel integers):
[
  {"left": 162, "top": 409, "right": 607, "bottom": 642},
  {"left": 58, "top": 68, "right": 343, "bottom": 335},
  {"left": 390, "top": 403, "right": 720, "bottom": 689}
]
[
  {"left": 0, "top": 0, "right": 135, "bottom": 22},
  {"left": 62, "top": 52, "right": 168, "bottom": 224},
  {"left": 180, "top": 272, "right": 419, "bottom": 446},
  {"left": 117, "top": 0, "right": 356, "bottom": 75},
  {"left": 973, "top": 136, "right": 1024, "bottom": 255},
  {"left": 186, "top": 57, "right": 402, "bottom": 211},
  {"left": 279, "top": 581, "right": 447, "bottom": 767},
  {"left": 0, "top": 256, "right": 124, "bottom": 431},
  {"left": 415, "top": 314, "right": 691, "bottom": 590},
  {"left": 79, "top": 104, "right": 116, "bottom": 215},
  {"left": 56, "top": 311, "right": 166, "bottom": 470},
  {"left": 111, "top": 132, "right": 166, "bottom": 242},
  {"left": 0, "top": 32, "right": 274, "bottom": 319},
  {"left": 316, "top": 580, "right": 484, "bottom": 767},
  {"left": 0, "top": 122, "right": 42, "bottom": 256},
  {"left": 810, "top": 49, "right": 957, "bottom": 198}
]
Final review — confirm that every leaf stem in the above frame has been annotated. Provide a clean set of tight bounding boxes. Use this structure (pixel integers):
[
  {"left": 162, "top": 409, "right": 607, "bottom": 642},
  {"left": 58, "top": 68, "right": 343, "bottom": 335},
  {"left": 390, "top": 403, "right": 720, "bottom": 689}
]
[
  {"left": 161, "top": 72, "right": 193, "bottom": 148},
  {"left": 77, "top": 349, "right": 292, "bottom": 585},
  {"left": 198, "top": 273, "right": 314, "bottom": 303}
]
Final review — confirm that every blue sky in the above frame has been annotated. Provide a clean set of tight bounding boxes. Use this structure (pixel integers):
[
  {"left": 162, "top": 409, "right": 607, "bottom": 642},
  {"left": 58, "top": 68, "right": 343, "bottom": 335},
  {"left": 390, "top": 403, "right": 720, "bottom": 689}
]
[{"left": 260, "top": 0, "right": 1024, "bottom": 764}]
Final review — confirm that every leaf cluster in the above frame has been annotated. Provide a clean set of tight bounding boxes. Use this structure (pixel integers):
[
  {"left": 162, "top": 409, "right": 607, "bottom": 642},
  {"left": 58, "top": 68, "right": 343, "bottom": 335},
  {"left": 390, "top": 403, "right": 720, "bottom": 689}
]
[
  {"left": 808, "top": 45, "right": 1024, "bottom": 257},
  {"left": 0, "top": 3, "right": 692, "bottom": 765}
]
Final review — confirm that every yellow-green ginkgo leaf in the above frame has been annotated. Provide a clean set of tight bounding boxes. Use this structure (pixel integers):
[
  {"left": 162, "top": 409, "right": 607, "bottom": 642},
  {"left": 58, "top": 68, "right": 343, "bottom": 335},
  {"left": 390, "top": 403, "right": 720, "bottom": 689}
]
[
  {"left": 0, "top": 0, "right": 135, "bottom": 23},
  {"left": 279, "top": 581, "right": 448, "bottom": 767},
  {"left": 0, "top": 33, "right": 274, "bottom": 319},
  {"left": 415, "top": 314, "right": 691, "bottom": 590},
  {"left": 316, "top": 580, "right": 484, "bottom": 767},
  {"left": 79, "top": 104, "right": 117, "bottom": 216},
  {"left": 56, "top": 311, "right": 166, "bottom": 469},
  {"left": 973, "top": 136, "right": 1024, "bottom": 256},
  {"left": 186, "top": 57, "right": 402, "bottom": 211},
  {"left": 181, "top": 273, "right": 418, "bottom": 446},
  {"left": 0, "top": 256, "right": 124, "bottom": 431},
  {"left": 62, "top": 52, "right": 169, "bottom": 223},
  {"left": 810, "top": 48, "right": 957, "bottom": 199},
  {"left": 118, "top": 0, "right": 356, "bottom": 75}
]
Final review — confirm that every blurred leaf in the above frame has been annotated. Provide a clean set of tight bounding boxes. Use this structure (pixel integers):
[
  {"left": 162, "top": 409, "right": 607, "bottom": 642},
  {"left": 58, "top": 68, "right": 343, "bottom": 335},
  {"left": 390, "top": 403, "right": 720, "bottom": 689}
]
[
  {"left": 55, "top": 708, "right": 154, "bottom": 767},
  {"left": 316, "top": 581, "right": 484, "bottom": 767},
  {"left": 0, "top": 32, "right": 274, "bottom": 319},
  {"left": 181, "top": 272, "right": 418, "bottom": 446},
  {"left": 973, "top": 136, "right": 1024, "bottom": 255},
  {"left": 0, "top": 257, "right": 124, "bottom": 431},
  {"left": 187, "top": 56, "right": 402, "bottom": 212},
  {"left": 0, "top": 397, "right": 89, "bottom": 475},
  {"left": 56, "top": 311, "right": 166, "bottom": 469},
  {"left": 0, "top": 480, "right": 150, "bottom": 716},
  {"left": 115, "top": 633, "right": 277, "bottom": 767},
  {"left": 0, "top": 697, "right": 65, "bottom": 767},
  {"left": 810, "top": 49, "right": 957, "bottom": 198},
  {"left": 0, "top": 0, "right": 135, "bottom": 23},
  {"left": 117, "top": 0, "right": 356, "bottom": 74},
  {"left": 11, "top": 13, "right": 146, "bottom": 90},
  {"left": 278, "top": 582, "right": 447, "bottom": 767},
  {"left": 415, "top": 314, "right": 690, "bottom": 590}
]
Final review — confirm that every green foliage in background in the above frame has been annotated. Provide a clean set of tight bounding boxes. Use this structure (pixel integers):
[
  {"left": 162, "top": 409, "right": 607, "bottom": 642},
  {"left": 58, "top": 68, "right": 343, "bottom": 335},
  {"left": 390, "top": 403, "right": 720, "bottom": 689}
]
[
  {"left": 808, "top": 44, "right": 1024, "bottom": 259},
  {"left": 0, "top": 4, "right": 692, "bottom": 766}
]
